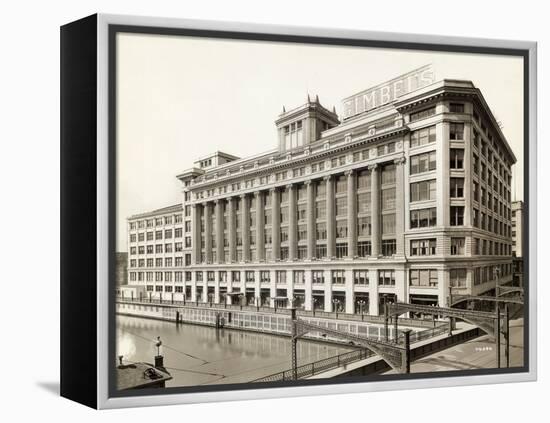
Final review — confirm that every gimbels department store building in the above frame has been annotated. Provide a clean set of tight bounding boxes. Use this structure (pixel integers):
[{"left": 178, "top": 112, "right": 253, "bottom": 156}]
[{"left": 125, "top": 66, "right": 516, "bottom": 316}]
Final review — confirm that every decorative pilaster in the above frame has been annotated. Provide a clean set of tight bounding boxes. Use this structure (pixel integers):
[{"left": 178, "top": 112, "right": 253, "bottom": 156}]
[
  {"left": 241, "top": 194, "right": 250, "bottom": 262},
  {"left": 255, "top": 191, "right": 265, "bottom": 261},
  {"left": 271, "top": 188, "right": 281, "bottom": 260},
  {"left": 191, "top": 204, "right": 201, "bottom": 264},
  {"left": 369, "top": 164, "right": 380, "bottom": 257},
  {"left": 346, "top": 169, "right": 357, "bottom": 258},
  {"left": 394, "top": 157, "right": 406, "bottom": 257},
  {"left": 325, "top": 175, "right": 335, "bottom": 259},
  {"left": 215, "top": 199, "right": 224, "bottom": 263},
  {"left": 227, "top": 197, "right": 236, "bottom": 262},
  {"left": 204, "top": 202, "right": 212, "bottom": 263},
  {"left": 305, "top": 180, "right": 315, "bottom": 260},
  {"left": 287, "top": 184, "right": 297, "bottom": 260}
]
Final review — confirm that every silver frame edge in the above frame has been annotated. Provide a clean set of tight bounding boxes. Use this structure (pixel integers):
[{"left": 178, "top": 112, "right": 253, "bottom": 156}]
[{"left": 95, "top": 13, "right": 537, "bottom": 409}]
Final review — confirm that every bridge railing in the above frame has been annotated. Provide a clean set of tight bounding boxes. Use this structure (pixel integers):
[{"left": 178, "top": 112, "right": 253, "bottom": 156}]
[
  {"left": 253, "top": 322, "right": 449, "bottom": 382},
  {"left": 116, "top": 296, "right": 439, "bottom": 327},
  {"left": 253, "top": 348, "right": 374, "bottom": 383}
]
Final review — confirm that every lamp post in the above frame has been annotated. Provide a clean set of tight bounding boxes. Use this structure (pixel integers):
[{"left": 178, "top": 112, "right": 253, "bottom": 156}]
[
  {"left": 312, "top": 297, "right": 318, "bottom": 316},
  {"left": 332, "top": 298, "right": 341, "bottom": 318},
  {"left": 357, "top": 299, "right": 366, "bottom": 321}
]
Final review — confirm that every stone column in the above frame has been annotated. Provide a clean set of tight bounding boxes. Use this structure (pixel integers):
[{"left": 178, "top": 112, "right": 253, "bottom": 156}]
[
  {"left": 306, "top": 180, "right": 315, "bottom": 260},
  {"left": 227, "top": 197, "right": 236, "bottom": 262},
  {"left": 255, "top": 191, "right": 265, "bottom": 261},
  {"left": 226, "top": 273, "right": 233, "bottom": 305},
  {"left": 325, "top": 175, "right": 335, "bottom": 259},
  {"left": 287, "top": 269, "right": 294, "bottom": 308},
  {"left": 345, "top": 269, "right": 354, "bottom": 313},
  {"left": 204, "top": 202, "right": 212, "bottom": 263},
  {"left": 346, "top": 170, "right": 357, "bottom": 258},
  {"left": 191, "top": 204, "right": 201, "bottom": 264},
  {"left": 304, "top": 269, "right": 313, "bottom": 311},
  {"left": 241, "top": 194, "right": 250, "bottom": 262},
  {"left": 215, "top": 199, "right": 224, "bottom": 263},
  {"left": 269, "top": 269, "right": 277, "bottom": 308},
  {"left": 394, "top": 157, "right": 406, "bottom": 257},
  {"left": 287, "top": 184, "right": 297, "bottom": 260},
  {"left": 191, "top": 277, "right": 197, "bottom": 302},
  {"left": 395, "top": 267, "right": 406, "bottom": 303},
  {"left": 214, "top": 280, "right": 220, "bottom": 304},
  {"left": 436, "top": 122, "right": 450, "bottom": 227},
  {"left": 271, "top": 188, "right": 281, "bottom": 260},
  {"left": 370, "top": 164, "right": 380, "bottom": 257},
  {"left": 369, "top": 269, "right": 379, "bottom": 315},
  {"left": 324, "top": 269, "right": 333, "bottom": 312}
]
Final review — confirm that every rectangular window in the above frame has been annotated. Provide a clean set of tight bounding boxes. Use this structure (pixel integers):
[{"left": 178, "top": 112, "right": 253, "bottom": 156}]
[
  {"left": 293, "top": 271, "right": 305, "bottom": 284},
  {"left": 332, "top": 270, "right": 345, "bottom": 284},
  {"left": 354, "top": 270, "right": 369, "bottom": 285},
  {"left": 336, "top": 220, "right": 348, "bottom": 238},
  {"left": 378, "top": 270, "right": 395, "bottom": 286},
  {"left": 449, "top": 103, "right": 465, "bottom": 113},
  {"left": 381, "top": 188, "right": 396, "bottom": 210},
  {"left": 410, "top": 107, "right": 436, "bottom": 123},
  {"left": 410, "top": 125, "right": 436, "bottom": 147},
  {"left": 450, "top": 206, "right": 465, "bottom": 226},
  {"left": 450, "top": 269, "right": 467, "bottom": 287},
  {"left": 335, "top": 197, "right": 347, "bottom": 216},
  {"left": 451, "top": 237, "right": 466, "bottom": 255},
  {"left": 315, "top": 244, "right": 327, "bottom": 259},
  {"left": 410, "top": 269, "right": 438, "bottom": 287},
  {"left": 358, "top": 241, "right": 371, "bottom": 257},
  {"left": 450, "top": 149, "right": 464, "bottom": 169},
  {"left": 276, "top": 270, "right": 287, "bottom": 284},
  {"left": 410, "top": 239, "right": 436, "bottom": 256},
  {"left": 450, "top": 178, "right": 465, "bottom": 198},
  {"left": 335, "top": 242, "right": 348, "bottom": 258},
  {"left": 260, "top": 271, "right": 270, "bottom": 283},
  {"left": 357, "top": 192, "right": 371, "bottom": 214},
  {"left": 381, "top": 239, "right": 396, "bottom": 256},
  {"left": 312, "top": 270, "right": 324, "bottom": 284},
  {"left": 410, "top": 151, "right": 436, "bottom": 175},
  {"left": 316, "top": 222, "right": 327, "bottom": 240},
  {"left": 382, "top": 214, "right": 395, "bottom": 235},
  {"left": 450, "top": 122, "right": 464, "bottom": 140},
  {"left": 410, "top": 179, "right": 436, "bottom": 202},
  {"left": 357, "top": 216, "right": 371, "bottom": 237},
  {"left": 410, "top": 207, "right": 437, "bottom": 228},
  {"left": 381, "top": 165, "right": 396, "bottom": 185}
]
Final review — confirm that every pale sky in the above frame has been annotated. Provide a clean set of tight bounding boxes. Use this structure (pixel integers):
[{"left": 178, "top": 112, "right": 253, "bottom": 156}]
[{"left": 116, "top": 32, "right": 524, "bottom": 252}]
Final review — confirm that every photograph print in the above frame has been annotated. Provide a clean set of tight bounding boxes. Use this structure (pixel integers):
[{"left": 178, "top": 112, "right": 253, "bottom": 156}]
[{"left": 112, "top": 27, "right": 528, "bottom": 395}]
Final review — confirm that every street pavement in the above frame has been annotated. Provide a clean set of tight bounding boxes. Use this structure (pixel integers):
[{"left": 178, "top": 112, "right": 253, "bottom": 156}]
[{"left": 386, "top": 318, "right": 524, "bottom": 374}]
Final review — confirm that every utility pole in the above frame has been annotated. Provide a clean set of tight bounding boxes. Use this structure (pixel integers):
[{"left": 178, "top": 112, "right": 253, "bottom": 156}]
[
  {"left": 403, "top": 329, "right": 411, "bottom": 374},
  {"left": 291, "top": 308, "right": 298, "bottom": 380},
  {"left": 384, "top": 302, "right": 389, "bottom": 342},
  {"left": 505, "top": 303, "right": 510, "bottom": 368},
  {"left": 496, "top": 306, "right": 501, "bottom": 369}
]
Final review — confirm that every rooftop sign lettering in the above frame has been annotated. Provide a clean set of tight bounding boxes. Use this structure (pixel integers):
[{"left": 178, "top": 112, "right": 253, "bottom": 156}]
[{"left": 342, "top": 65, "right": 435, "bottom": 119}]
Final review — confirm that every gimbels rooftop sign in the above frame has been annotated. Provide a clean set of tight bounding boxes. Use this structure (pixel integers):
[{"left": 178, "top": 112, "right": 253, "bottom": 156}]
[{"left": 342, "top": 65, "right": 435, "bottom": 120}]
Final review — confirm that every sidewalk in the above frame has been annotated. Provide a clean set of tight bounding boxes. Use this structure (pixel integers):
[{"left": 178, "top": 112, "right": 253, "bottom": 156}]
[{"left": 386, "top": 318, "right": 524, "bottom": 373}]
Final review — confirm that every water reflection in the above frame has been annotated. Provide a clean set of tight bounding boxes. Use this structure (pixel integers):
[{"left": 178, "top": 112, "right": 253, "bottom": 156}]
[{"left": 117, "top": 315, "right": 352, "bottom": 387}]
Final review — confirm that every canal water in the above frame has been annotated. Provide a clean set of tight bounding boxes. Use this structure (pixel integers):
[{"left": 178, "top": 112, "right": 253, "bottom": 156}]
[{"left": 117, "top": 315, "right": 353, "bottom": 387}]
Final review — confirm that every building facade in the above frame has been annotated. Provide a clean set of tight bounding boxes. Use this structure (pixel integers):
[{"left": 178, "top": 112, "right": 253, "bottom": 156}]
[
  {"left": 115, "top": 252, "right": 128, "bottom": 286},
  {"left": 126, "top": 68, "right": 516, "bottom": 316},
  {"left": 511, "top": 200, "right": 524, "bottom": 258}
]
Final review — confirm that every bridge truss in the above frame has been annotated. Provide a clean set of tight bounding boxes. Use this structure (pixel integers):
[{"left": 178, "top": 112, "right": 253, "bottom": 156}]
[
  {"left": 387, "top": 301, "right": 511, "bottom": 368},
  {"left": 290, "top": 309, "right": 412, "bottom": 378}
]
